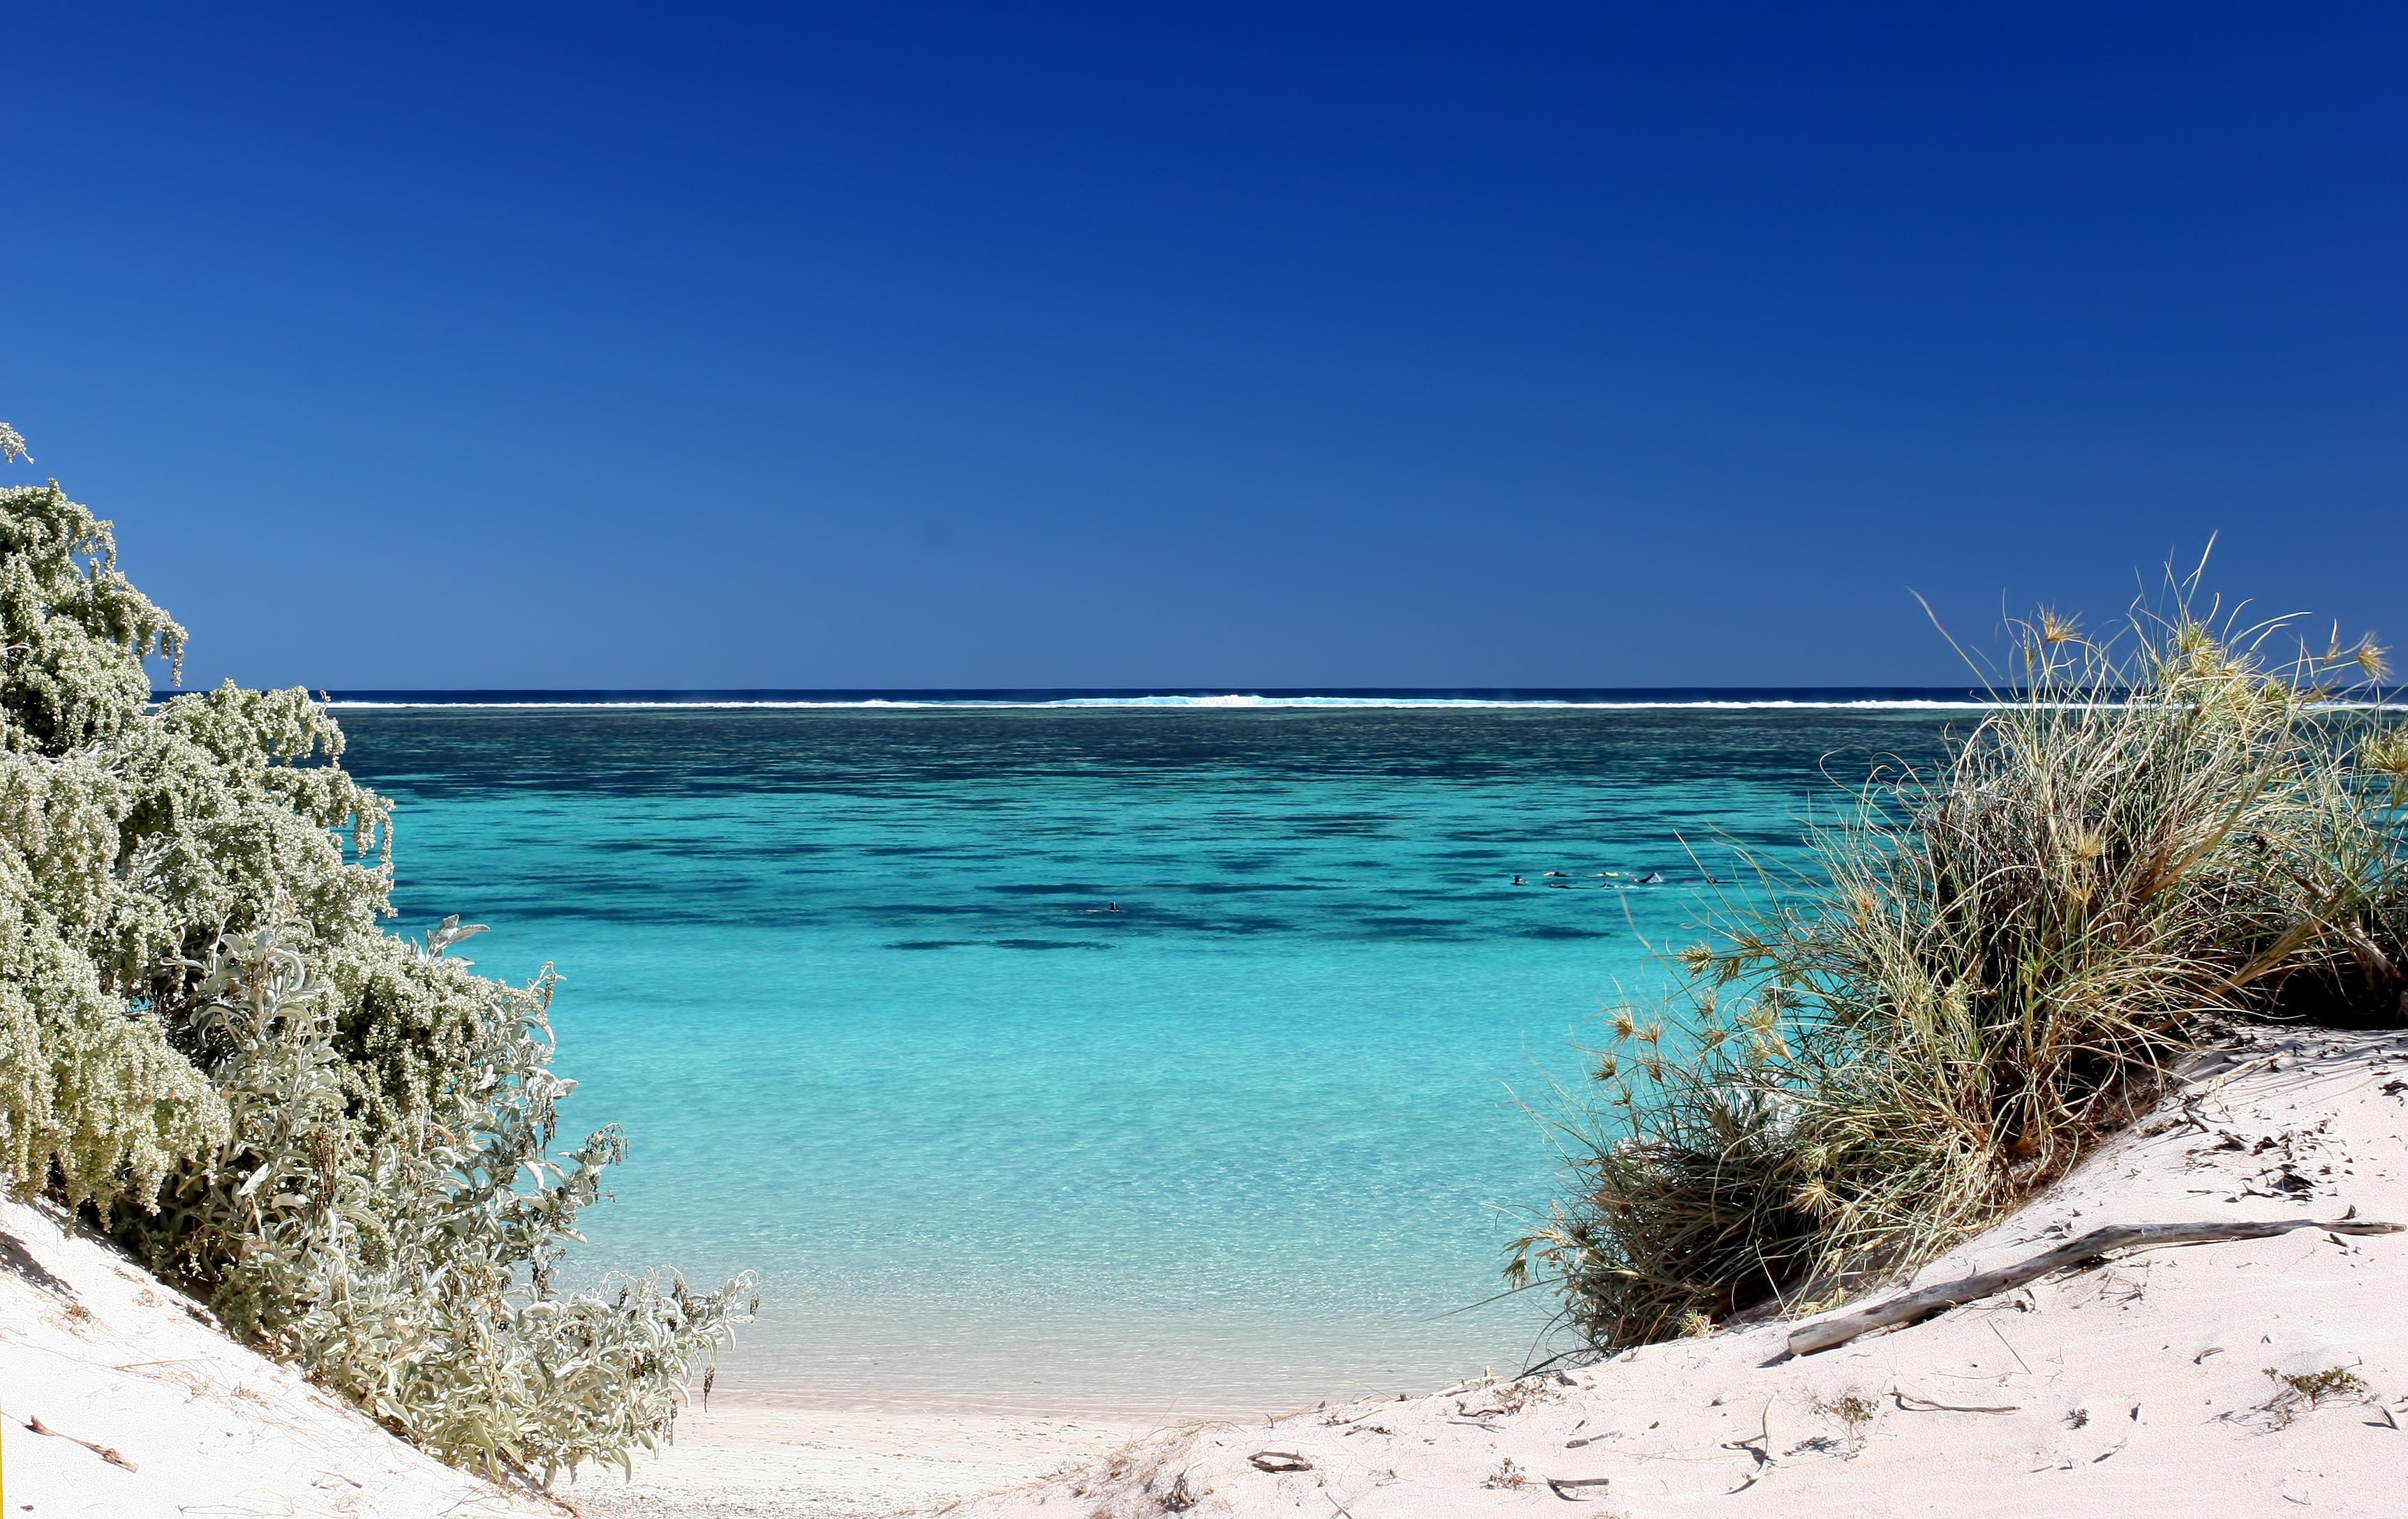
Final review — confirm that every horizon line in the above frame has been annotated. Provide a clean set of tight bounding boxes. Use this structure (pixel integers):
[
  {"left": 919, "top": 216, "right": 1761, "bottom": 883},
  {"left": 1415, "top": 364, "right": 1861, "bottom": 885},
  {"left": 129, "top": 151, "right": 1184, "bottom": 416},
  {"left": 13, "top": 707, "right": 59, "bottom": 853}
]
[{"left": 147, "top": 684, "right": 2393, "bottom": 712}]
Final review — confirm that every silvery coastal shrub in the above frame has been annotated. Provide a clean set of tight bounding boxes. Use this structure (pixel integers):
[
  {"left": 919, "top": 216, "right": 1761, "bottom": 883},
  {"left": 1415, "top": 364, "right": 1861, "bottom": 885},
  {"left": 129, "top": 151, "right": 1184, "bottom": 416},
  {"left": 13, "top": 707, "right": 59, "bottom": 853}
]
[{"left": 0, "top": 432, "right": 752, "bottom": 1486}]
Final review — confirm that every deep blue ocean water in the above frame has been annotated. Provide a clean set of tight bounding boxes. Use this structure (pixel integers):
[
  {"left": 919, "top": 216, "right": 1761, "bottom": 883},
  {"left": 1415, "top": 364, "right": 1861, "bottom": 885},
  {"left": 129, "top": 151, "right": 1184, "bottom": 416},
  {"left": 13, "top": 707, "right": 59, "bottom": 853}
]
[{"left": 332, "top": 700, "right": 1961, "bottom": 1414}]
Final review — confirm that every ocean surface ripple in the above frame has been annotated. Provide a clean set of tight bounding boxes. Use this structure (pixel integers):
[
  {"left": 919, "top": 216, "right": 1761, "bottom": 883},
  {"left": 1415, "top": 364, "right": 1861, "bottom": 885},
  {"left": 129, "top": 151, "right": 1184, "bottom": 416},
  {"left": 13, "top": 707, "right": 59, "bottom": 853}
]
[{"left": 339, "top": 704, "right": 1957, "bottom": 1414}]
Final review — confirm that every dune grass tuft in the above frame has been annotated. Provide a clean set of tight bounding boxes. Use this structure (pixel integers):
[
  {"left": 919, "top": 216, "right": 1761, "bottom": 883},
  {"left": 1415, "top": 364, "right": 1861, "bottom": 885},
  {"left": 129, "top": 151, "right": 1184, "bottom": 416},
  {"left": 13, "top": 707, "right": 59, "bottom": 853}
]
[{"left": 1512, "top": 563, "right": 2407, "bottom": 1352}]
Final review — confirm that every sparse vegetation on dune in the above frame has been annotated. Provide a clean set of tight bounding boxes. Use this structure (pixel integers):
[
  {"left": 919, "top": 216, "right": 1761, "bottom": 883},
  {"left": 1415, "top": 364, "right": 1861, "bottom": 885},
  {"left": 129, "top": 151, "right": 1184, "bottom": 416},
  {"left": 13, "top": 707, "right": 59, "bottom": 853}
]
[
  {"left": 1513, "top": 561, "right": 2407, "bottom": 1351},
  {"left": 0, "top": 429, "right": 751, "bottom": 1487}
]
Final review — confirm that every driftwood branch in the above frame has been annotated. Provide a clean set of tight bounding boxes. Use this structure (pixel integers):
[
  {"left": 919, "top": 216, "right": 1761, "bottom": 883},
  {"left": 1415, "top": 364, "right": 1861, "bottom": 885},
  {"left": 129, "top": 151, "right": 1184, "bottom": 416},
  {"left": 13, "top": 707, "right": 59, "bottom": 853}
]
[{"left": 1788, "top": 1216, "right": 2403, "bottom": 1358}]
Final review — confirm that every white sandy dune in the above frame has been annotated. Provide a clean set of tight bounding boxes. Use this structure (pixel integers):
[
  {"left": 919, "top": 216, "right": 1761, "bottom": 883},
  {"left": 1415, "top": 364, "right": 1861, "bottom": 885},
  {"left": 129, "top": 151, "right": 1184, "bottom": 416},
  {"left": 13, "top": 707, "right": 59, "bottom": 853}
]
[
  {"left": 949, "top": 1026, "right": 2408, "bottom": 1518},
  {"left": 8, "top": 1026, "right": 2408, "bottom": 1518},
  {"left": 0, "top": 1191, "right": 555, "bottom": 1518},
  {"left": 0, "top": 1185, "right": 1129, "bottom": 1519}
]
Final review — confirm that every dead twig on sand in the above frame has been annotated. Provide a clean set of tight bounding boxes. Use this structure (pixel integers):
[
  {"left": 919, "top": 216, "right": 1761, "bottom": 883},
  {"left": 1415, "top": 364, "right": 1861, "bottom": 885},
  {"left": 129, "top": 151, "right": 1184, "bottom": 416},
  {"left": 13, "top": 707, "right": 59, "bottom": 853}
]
[
  {"left": 1720, "top": 1401, "right": 1775, "bottom": 1492},
  {"left": 1789, "top": 1217, "right": 2402, "bottom": 1357},
  {"left": 24, "top": 1413, "right": 138, "bottom": 1471},
  {"left": 1892, "top": 1390, "right": 2019, "bottom": 1414}
]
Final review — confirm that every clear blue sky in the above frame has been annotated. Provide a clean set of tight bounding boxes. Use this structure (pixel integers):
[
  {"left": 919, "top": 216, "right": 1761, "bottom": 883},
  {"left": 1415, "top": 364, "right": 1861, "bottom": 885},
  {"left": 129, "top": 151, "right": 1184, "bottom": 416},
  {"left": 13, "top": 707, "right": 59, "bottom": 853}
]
[{"left": 4, "top": 3, "right": 2402, "bottom": 690}]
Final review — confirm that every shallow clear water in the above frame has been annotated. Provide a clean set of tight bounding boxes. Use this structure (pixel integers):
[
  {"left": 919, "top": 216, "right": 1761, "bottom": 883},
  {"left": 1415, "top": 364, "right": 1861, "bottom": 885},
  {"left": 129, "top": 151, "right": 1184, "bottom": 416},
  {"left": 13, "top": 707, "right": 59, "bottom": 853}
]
[{"left": 337, "top": 705, "right": 1954, "bottom": 1414}]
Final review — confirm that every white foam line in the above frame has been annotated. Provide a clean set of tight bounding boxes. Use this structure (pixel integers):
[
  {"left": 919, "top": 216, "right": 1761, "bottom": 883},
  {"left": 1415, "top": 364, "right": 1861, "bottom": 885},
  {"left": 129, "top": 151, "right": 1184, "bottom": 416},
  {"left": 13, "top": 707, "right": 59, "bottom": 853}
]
[{"left": 316, "top": 696, "right": 2012, "bottom": 712}]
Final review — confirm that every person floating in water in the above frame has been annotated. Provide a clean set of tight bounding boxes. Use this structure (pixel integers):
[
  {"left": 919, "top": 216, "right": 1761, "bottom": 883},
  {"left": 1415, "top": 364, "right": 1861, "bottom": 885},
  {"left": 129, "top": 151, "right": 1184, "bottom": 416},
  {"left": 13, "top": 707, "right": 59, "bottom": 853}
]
[{"left": 1510, "top": 874, "right": 1526, "bottom": 885}]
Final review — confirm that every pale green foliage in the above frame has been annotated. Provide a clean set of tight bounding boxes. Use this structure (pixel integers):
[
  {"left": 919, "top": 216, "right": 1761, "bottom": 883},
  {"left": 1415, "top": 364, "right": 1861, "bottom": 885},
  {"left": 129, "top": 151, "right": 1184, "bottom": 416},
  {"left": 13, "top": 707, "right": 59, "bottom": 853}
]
[
  {"left": 0, "top": 747, "right": 228, "bottom": 1202},
  {"left": 0, "top": 451, "right": 752, "bottom": 1486},
  {"left": 0, "top": 477, "right": 184, "bottom": 753},
  {"left": 123, "top": 927, "right": 754, "bottom": 1485},
  {"left": 1515, "top": 572, "right": 2407, "bottom": 1349},
  {"left": 0, "top": 473, "right": 225, "bottom": 1204}
]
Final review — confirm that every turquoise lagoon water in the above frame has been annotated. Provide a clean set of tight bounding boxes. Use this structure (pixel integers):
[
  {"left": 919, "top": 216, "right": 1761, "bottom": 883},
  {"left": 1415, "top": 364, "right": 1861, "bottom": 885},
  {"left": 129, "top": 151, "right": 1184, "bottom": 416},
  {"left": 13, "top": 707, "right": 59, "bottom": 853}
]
[{"left": 334, "top": 702, "right": 1958, "bottom": 1415}]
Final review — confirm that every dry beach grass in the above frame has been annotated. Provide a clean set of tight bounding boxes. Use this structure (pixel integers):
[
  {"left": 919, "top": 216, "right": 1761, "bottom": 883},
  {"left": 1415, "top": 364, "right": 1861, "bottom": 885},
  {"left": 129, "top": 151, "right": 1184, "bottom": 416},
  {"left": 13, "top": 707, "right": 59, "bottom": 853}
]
[{"left": 1511, "top": 575, "right": 2407, "bottom": 1354}]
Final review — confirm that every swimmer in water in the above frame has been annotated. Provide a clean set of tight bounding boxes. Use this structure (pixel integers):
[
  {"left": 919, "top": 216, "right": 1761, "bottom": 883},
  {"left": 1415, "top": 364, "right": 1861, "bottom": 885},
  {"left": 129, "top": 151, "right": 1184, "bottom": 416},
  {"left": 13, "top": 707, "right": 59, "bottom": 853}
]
[
  {"left": 1637, "top": 871, "right": 1664, "bottom": 885},
  {"left": 1511, "top": 875, "right": 1526, "bottom": 885},
  {"left": 1108, "top": 901, "right": 1121, "bottom": 913}
]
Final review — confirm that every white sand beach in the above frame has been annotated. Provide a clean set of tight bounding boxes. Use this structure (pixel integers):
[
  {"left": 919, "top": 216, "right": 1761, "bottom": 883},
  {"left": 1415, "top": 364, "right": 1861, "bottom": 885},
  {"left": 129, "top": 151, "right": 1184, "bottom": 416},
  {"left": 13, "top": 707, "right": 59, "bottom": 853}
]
[
  {"left": 8, "top": 1023, "right": 2408, "bottom": 1518},
  {"left": 563, "top": 1402, "right": 1144, "bottom": 1519},
  {"left": 951, "top": 1023, "right": 2408, "bottom": 1518}
]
